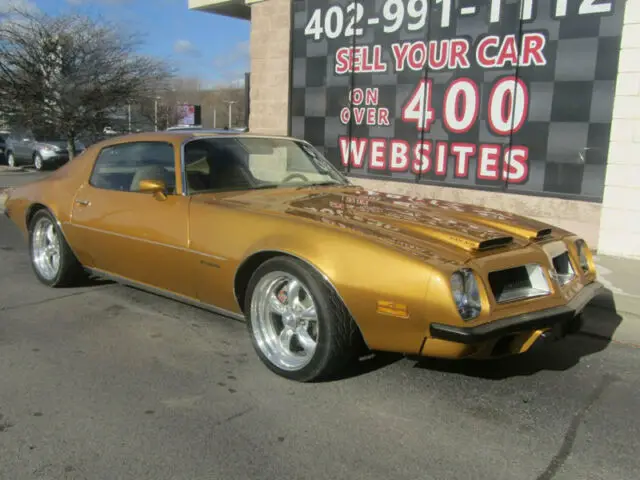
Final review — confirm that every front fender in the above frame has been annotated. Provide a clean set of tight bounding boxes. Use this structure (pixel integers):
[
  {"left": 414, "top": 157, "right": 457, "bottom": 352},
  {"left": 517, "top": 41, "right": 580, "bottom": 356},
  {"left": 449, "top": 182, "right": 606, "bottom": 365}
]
[{"left": 237, "top": 229, "right": 437, "bottom": 354}]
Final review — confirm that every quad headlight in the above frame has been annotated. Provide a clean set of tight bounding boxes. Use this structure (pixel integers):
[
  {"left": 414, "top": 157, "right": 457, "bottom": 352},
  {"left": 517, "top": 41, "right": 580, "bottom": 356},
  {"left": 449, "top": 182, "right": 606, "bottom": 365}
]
[
  {"left": 450, "top": 269, "right": 482, "bottom": 321},
  {"left": 575, "top": 239, "right": 591, "bottom": 272}
]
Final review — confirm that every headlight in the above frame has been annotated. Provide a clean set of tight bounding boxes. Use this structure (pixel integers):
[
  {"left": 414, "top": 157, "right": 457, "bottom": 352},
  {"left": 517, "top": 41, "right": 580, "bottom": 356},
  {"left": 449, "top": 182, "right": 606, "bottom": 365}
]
[
  {"left": 575, "top": 239, "right": 590, "bottom": 272},
  {"left": 450, "top": 269, "right": 482, "bottom": 321}
]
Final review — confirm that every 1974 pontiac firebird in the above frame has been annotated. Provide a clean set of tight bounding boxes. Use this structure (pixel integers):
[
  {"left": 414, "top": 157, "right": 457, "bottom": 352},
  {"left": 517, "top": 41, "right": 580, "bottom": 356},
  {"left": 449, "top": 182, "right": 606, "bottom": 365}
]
[{"left": 4, "top": 131, "right": 603, "bottom": 382}]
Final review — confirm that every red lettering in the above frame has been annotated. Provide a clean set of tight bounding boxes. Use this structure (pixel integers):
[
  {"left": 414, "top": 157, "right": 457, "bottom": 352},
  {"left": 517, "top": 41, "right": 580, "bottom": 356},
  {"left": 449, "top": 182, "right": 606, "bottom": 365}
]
[
  {"left": 412, "top": 142, "right": 432, "bottom": 174},
  {"left": 365, "top": 88, "right": 379, "bottom": 106},
  {"left": 476, "top": 36, "right": 499, "bottom": 68},
  {"left": 450, "top": 143, "right": 476, "bottom": 177},
  {"left": 409, "top": 42, "right": 427, "bottom": 71},
  {"left": 503, "top": 146, "right": 529, "bottom": 184},
  {"left": 378, "top": 108, "right": 390, "bottom": 126},
  {"left": 369, "top": 139, "right": 387, "bottom": 170},
  {"left": 366, "top": 108, "right": 376, "bottom": 126},
  {"left": 351, "top": 88, "right": 364, "bottom": 105},
  {"left": 496, "top": 35, "right": 518, "bottom": 68},
  {"left": 339, "top": 137, "right": 367, "bottom": 168},
  {"left": 335, "top": 46, "right": 387, "bottom": 74},
  {"left": 390, "top": 140, "right": 410, "bottom": 172},
  {"left": 354, "top": 108, "right": 365, "bottom": 124},
  {"left": 449, "top": 39, "right": 470, "bottom": 69},
  {"left": 335, "top": 47, "right": 351, "bottom": 75},
  {"left": 391, "top": 42, "right": 410, "bottom": 72},
  {"left": 478, "top": 144, "right": 501, "bottom": 181},
  {"left": 340, "top": 107, "right": 350, "bottom": 124},
  {"left": 521, "top": 33, "right": 547, "bottom": 66},
  {"left": 435, "top": 142, "right": 448, "bottom": 175},
  {"left": 429, "top": 39, "right": 449, "bottom": 70}
]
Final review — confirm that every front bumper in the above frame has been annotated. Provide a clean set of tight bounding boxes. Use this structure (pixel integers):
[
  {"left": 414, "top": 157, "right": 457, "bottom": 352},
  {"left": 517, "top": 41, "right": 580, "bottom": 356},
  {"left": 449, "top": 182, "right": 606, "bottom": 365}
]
[{"left": 429, "top": 281, "right": 603, "bottom": 345}]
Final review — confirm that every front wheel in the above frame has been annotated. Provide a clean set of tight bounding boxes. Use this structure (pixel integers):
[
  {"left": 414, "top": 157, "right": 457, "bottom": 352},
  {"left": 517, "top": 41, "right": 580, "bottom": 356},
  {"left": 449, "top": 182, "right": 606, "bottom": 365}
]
[
  {"left": 245, "top": 256, "right": 361, "bottom": 382},
  {"left": 33, "top": 153, "right": 44, "bottom": 171},
  {"left": 29, "top": 210, "right": 85, "bottom": 287},
  {"left": 7, "top": 152, "right": 16, "bottom": 167}
]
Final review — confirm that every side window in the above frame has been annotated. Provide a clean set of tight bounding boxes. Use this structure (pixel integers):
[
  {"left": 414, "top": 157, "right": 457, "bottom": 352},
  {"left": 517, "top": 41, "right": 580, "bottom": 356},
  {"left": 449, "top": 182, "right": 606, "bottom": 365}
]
[
  {"left": 183, "top": 139, "right": 254, "bottom": 193},
  {"left": 90, "top": 141, "right": 176, "bottom": 193}
]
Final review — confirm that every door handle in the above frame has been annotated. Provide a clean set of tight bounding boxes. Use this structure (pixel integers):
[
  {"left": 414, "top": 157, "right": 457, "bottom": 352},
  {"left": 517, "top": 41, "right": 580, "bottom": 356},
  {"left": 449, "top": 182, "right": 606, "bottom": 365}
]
[{"left": 75, "top": 199, "right": 91, "bottom": 206}]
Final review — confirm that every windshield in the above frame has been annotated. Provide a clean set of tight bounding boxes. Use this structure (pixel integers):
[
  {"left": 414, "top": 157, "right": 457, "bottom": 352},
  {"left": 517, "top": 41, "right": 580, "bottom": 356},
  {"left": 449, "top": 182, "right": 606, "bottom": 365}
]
[{"left": 183, "top": 136, "right": 348, "bottom": 194}]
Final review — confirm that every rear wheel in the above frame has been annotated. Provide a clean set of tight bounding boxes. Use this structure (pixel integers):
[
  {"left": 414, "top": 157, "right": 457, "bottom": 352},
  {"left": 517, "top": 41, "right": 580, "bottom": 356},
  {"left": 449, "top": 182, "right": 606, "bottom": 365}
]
[
  {"left": 245, "top": 256, "right": 361, "bottom": 382},
  {"left": 29, "top": 210, "right": 85, "bottom": 287}
]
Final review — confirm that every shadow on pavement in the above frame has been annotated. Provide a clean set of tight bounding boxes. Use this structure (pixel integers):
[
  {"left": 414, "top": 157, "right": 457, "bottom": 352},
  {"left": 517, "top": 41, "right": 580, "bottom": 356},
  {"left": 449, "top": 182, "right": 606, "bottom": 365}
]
[{"left": 408, "top": 290, "right": 623, "bottom": 380}]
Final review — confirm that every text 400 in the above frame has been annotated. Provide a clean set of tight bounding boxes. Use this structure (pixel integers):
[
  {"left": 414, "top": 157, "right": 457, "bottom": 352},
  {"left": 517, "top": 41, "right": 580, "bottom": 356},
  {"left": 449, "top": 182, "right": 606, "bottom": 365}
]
[{"left": 403, "top": 76, "right": 528, "bottom": 136}]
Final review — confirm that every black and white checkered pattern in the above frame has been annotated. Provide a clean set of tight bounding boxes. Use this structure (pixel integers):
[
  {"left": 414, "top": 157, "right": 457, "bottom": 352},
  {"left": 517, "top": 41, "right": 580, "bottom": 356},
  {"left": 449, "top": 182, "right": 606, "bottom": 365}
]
[{"left": 290, "top": 0, "right": 627, "bottom": 202}]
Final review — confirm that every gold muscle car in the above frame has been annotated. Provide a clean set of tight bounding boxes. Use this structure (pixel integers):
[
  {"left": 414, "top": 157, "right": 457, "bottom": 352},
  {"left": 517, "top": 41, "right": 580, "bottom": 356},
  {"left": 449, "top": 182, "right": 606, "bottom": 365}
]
[{"left": 3, "top": 131, "right": 603, "bottom": 382}]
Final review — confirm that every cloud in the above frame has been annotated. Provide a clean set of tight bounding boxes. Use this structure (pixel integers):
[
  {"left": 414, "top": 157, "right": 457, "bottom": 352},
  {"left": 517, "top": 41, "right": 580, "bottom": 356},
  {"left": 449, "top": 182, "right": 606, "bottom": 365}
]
[{"left": 173, "top": 39, "right": 201, "bottom": 57}]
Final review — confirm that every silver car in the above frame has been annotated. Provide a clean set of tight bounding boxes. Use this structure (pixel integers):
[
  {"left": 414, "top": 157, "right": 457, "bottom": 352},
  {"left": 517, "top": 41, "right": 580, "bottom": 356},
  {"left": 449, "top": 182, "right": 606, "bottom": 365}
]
[{"left": 5, "top": 132, "right": 85, "bottom": 170}]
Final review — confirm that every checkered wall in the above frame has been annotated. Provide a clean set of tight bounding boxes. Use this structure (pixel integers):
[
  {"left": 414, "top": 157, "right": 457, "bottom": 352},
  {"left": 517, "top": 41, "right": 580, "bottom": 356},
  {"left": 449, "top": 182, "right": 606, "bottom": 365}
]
[{"left": 290, "top": 0, "right": 627, "bottom": 202}]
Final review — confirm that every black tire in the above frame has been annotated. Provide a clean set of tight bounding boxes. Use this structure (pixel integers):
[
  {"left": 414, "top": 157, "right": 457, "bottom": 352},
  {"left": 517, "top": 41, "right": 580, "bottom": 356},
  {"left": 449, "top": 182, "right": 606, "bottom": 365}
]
[
  {"left": 28, "top": 209, "right": 86, "bottom": 287},
  {"left": 245, "top": 256, "right": 362, "bottom": 382}
]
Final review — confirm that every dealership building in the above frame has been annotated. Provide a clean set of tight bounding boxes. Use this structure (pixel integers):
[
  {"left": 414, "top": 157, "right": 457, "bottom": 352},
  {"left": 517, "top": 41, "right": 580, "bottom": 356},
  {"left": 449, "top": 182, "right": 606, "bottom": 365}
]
[{"left": 189, "top": 0, "right": 640, "bottom": 258}]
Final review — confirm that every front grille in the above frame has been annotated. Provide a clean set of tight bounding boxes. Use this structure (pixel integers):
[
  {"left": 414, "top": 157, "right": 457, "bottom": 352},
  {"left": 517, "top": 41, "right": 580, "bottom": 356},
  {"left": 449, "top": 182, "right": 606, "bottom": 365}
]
[{"left": 488, "top": 264, "right": 551, "bottom": 303}]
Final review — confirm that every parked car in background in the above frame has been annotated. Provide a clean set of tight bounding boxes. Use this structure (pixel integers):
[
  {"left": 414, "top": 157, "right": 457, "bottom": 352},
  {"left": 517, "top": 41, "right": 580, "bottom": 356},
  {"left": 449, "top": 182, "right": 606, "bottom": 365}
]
[
  {"left": 4, "top": 131, "right": 85, "bottom": 170},
  {"left": 0, "top": 131, "right": 8, "bottom": 164}
]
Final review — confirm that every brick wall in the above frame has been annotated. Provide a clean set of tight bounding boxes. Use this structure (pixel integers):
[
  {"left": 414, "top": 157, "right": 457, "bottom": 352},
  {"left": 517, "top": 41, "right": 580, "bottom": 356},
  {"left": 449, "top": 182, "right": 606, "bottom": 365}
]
[
  {"left": 598, "top": 2, "right": 640, "bottom": 258},
  {"left": 248, "top": 0, "right": 292, "bottom": 135}
]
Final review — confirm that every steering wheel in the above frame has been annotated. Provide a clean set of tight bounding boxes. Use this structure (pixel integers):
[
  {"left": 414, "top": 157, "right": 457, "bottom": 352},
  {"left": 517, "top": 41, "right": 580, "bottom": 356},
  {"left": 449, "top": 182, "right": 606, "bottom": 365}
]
[{"left": 281, "top": 173, "right": 309, "bottom": 183}]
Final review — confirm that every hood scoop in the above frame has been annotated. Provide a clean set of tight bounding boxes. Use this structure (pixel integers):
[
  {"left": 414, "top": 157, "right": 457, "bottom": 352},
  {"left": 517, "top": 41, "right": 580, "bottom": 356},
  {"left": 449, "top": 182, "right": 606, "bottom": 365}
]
[{"left": 362, "top": 213, "right": 514, "bottom": 253}]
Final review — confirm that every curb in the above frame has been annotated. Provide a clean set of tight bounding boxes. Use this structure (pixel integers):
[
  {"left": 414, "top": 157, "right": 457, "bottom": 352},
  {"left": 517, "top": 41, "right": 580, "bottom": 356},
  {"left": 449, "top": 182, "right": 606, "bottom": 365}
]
[{"left": 0, "top": 166, "right": 28, "bottom": 173}]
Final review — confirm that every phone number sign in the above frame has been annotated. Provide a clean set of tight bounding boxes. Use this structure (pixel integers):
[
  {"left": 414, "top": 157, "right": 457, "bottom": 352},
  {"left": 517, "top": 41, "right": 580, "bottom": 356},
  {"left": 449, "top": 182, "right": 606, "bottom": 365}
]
[{"left": 290, "top": 0, "right": 625, "bottom": 200}]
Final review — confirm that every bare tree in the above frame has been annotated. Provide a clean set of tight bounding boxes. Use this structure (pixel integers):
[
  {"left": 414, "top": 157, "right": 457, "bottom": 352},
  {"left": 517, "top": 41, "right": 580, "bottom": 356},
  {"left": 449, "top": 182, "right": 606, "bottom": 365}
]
[{"left": 0, "top": 7, "right": 173, "bottom": 159}]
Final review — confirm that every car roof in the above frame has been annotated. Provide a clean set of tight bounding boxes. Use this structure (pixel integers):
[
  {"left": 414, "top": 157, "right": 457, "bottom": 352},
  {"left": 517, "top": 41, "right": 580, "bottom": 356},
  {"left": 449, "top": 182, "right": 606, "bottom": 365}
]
[{"left": 88, "top": 131, "right": 297, "bottom": 149}]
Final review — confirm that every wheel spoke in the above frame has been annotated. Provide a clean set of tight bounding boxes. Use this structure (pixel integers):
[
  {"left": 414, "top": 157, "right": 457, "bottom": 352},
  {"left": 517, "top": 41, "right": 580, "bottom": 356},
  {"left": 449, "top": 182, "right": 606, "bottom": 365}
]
[
  {"left": 286, "top": 279, "right": 301, "bottom": 303},
  {"left": 268, "top": 294, "right": 286, "bottom": 315},
  {"left": 46, "top": 224, "right": 56, "bottom": 244},
  {"left": 279, "top": 328, "right": 295, "bottom": 351},
  {"left": 296, "top": 327, "right": 317, "bottom": 354},
  {"left": 299, "top": 305, "right": 317, "bottom": 321},
  {"left": 50, "top": 252, "right": 60, "bottom": 271}
]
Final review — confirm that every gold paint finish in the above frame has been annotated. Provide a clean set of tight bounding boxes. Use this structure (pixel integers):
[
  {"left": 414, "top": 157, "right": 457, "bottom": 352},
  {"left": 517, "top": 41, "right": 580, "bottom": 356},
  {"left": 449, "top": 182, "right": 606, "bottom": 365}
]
[{"left": 4, "top": 131, "right": 600, "bottom": 361}]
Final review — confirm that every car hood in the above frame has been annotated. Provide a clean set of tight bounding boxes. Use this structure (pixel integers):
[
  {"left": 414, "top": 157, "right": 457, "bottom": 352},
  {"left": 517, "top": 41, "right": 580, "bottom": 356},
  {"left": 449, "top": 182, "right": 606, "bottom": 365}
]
[{"left": 196, "top": 186, "right": 566, "bottom": 264}]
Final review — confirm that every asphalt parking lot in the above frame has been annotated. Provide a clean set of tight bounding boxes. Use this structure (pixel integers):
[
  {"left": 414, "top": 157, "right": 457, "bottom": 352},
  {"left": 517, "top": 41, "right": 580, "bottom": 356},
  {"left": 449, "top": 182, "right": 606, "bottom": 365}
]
[{"left": 1, "top": 209, "right": 640, "bottom": 479}]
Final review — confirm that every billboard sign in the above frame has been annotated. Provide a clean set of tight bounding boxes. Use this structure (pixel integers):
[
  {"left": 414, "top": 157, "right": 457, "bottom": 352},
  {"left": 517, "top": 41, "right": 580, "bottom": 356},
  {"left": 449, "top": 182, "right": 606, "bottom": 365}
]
[{"left": 290, "top": 0, "right": 627, "bottom": 202}]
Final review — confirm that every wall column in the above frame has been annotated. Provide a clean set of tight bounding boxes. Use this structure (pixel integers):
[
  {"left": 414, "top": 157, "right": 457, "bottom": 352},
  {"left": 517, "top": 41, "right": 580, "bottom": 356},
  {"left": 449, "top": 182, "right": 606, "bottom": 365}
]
[
  {"left": 598, "top": 2, "right": 640, "bottom": 258},
  {"left": 248, "top": 0, "right": 292, "bottom": 135}
]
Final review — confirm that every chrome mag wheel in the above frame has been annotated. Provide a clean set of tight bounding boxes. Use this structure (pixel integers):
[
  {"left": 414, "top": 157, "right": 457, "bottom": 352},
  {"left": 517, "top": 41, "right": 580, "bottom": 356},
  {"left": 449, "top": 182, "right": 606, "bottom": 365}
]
[
  {"left": 31, "top": 216, "right": 61, "bottom": 281},
  {"left": 34, "top": 154, "right": 43, "bottom": 170},
  {"left": 250, "top": 271, "right": 320, "bottom": 372}
]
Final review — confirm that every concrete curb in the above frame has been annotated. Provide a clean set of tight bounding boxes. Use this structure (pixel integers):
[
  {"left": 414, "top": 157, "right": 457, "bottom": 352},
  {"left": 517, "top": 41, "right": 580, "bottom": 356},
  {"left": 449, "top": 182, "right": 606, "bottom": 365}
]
[{"left": 0, "top": 166, "right": 28, "bottom": 173}]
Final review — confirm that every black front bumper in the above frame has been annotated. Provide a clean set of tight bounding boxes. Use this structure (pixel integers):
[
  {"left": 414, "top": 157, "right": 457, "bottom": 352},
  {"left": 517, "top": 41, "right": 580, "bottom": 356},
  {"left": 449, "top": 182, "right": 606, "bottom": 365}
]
[{"left": 429, "top": 282, "right": 604, "bottom": 344}]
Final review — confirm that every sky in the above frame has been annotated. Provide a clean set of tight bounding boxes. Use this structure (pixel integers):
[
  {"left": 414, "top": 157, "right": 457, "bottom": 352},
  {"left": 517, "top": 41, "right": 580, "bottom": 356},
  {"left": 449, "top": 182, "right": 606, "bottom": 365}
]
[{"left": 0, "top": 0, "right": 251, "bottom": 88}]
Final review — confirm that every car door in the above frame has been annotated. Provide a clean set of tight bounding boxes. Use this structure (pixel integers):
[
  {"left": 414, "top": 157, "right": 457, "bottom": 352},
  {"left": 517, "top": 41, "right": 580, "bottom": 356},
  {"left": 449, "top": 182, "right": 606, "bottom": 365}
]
[
  {"left": 16, "top": 131, "right": 35, "bottom": 161},
  {"left": 67, "top": 140, "right": 194, "bottom": 298}
]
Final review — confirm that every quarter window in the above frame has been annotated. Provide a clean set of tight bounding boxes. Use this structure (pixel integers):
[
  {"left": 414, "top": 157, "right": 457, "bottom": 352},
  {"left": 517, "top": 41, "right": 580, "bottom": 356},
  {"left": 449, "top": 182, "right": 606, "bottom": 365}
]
[{"left": 90, "top": 142, "right": 176, "bottom": 193}]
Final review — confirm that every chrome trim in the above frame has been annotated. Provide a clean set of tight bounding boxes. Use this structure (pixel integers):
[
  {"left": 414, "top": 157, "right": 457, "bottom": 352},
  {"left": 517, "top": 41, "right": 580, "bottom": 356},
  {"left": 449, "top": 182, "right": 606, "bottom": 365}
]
[
  {"left": 85, "top": 267, "right": 246, "bottom": 321},
  {"left": 232, "top": 249, "right": 368, "bottom": 347},
  {"left": 62, "top": 222, "right": 227, "bottom": 261}
]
